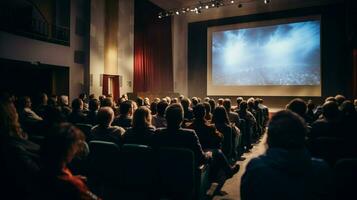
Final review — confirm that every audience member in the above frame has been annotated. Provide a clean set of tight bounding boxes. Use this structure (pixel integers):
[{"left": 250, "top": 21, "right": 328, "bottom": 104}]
[
  {"left": 86, "top": 99, "right": 100, "bottom": 125},
  {"left": 58, "top": 95, "right": 72, "bottom": 119},
  {"left": 241, "top": 110, "right": 333, "bottom": 200},
  {"left": 91, "top": 107, "right": 125, "bottom": 146},
  {"left": 208, "top": 99, "right": 216, "bottom": 114},
  {"left": 123, "top": 106, "right": 156, "bottom": 146},
  {"left": 38, "top": 123, "right": 99, "bottom": 200},
  {"left": 203, "top": 102, "right": 212, "bottom": 121},
  {"left": 112, "top": 100, "right": 133, "bottom": 129},
  {"left": 223, "top": 98, "right": 240, "bottom": 126},
  {"left": 68, "top": 98, "right": 87, "bottom": 124},
  {"left": 152, "top": 100, "right": 168, "bottom": 128},
  {"left": 180, "top": 97, "right": 194, "bottom": 122}
]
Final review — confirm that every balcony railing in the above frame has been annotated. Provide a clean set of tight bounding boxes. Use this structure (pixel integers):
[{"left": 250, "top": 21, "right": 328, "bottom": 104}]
[{"left": 1, "top": 17, "right": 70, "bottom": 46}]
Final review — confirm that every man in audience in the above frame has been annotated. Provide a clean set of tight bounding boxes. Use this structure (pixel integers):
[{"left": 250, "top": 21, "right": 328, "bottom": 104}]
[
  {"left": 223, "top": 98, "right": 240, "bottom": 127},
  {"left": 86, "top": 99, "right": 100, "bottom": 125},
  {"left": 235, "top": 97, "right": 244, "bottom": 112},
  {"left": 68, "top": 98, "right": 87, "bottom": 124},
  {"left": 286, "top": 98, "right": 307, "bottom": 119},
  {"left": 91, "top": 107, "right": 125, "bottom": 146},
  {"left": 112, "top": 100, "right": 133, "bottom": 129},
  {"left": 58, "top": 95, "right": 72, "bottom": 119},
  {"left": 17, "top": 96, "right": 43, "bottom": 135},
  {"left": 241, "top": 110, "right": 333, "bottom": 200},
  {"left": 152, "top": 100, "right": 168, "bottom": 128},
  {"left": 180, "top": 97, "right": 194, "bottom": 122}
]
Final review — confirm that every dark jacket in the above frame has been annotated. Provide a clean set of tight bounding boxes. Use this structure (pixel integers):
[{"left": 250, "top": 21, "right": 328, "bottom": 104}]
[
  {"left": 187, "top": 120, "right": 222, "bottom": 150},
  {"left": 123, "top": 126, "right": 156, "bottom": 146},
  {"left": 91, "top": 125, "right": 125, "bottom": 146},
  {"left": 241, "top": 148, "right": 333, "bottom": 200},
  {"left": 154, "top": 128, "right": 208, "bottom": 166},
  {"left": 112, "top": 115, "right": 132, "bottom": 129}
]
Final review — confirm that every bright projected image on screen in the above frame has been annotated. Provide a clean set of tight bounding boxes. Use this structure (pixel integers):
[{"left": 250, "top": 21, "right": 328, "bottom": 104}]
[{"left": 207, "top": 17, "right": 321, "bottom": 96}]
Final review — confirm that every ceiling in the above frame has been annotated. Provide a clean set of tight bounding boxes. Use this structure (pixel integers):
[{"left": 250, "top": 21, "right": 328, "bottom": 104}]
[{"left": 150, "top": 0, "right": 343, "bottom": 22}]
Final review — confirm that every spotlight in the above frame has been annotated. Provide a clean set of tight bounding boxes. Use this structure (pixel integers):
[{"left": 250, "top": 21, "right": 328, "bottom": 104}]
[
  {"left": 211, "top": 3, "right": 215, "bottom": 7},
  {"left": 230, "top": 0, "right": 234, "bottom": 4},
  {"left": 205, "top": 5, "right": 209, "bottom": 9},
  {"left": 264, "top": 0, "right": 270, "bottom": 4},
  {"left": 175, "top": 11, "right": 180, "bottom": 15}
]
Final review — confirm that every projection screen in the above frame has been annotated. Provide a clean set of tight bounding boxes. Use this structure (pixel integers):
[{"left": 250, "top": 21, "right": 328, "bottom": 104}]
[{"left": 207, "top": 16, "right": 321, "bottom": 96}]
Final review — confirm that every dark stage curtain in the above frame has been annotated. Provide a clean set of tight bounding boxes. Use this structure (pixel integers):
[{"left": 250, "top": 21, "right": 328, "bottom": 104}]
[{"left": 134, "top": 0, "right": 173, "bottom": 93}]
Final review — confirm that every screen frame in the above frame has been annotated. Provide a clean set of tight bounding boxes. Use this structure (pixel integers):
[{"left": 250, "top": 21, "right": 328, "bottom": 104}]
[{"left": 207, "top": 15, "right": 322, "bottom": 97}]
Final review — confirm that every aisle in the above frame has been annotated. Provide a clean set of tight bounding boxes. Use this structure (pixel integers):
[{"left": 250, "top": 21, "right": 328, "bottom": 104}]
[{"left": 213, "top": 134, "right": 268, "bottom": 200}]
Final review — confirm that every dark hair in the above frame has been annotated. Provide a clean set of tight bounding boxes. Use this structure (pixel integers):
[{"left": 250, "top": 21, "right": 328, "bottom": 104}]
[
  {"left": 41, "top": 123, "right": 85, "bottom": 173},
  {"left": 322, "top": 101, "right": 340, "bottom": 120},
  {"left": 79, "top": 93, "right": 87, "bottom": 100},
  {"left": 150, "top": 101, "right": 158, "bottom": 115},
  {"left": 71, "top": 98, "right": 83, "bottom": 111},
  {"left": 101, "top": 97, "right": 113, "bottom": 107},
  {"left": 136, "top": 97, "right": 144, "bottom": 107},
  {"left": 133, "top": 106, "right": 151, "bottom": 129},
  {"left": 236, "top": 97, "right": 243, "bottom": 105},
  {"left": 180, "top": 98, "right": 190, "bottom": 111},
  {"left": 89, "top": 99, "right": 100, "bottom": 111},
  {"left": 203, "top": 102, "right": 211, "bottom": 115},
  {"left": 165, "top": 103, "right": 183, "bottom": 129},
  {"left": 240, "top": 101, "right": 248, "bottom": 111},
  {"left": 286, "top": 98, "right": 307, "bottom": 118},
  {"left": 193, "top": 103, "right": 206, "bottom": 120},
  {"left": 157, "top": 100, "right": 169, "bottom": 117},
  {"left": 191, "top": 97, "right": 199, "bottom": 107},
  {"left": 335, "top": 94, "right": 346, "bottom": 106},
  {"left": 212, "top": 106, "right": 229, "bottom": 124},
  {"left": 223, "top": 98, "right": 232, "bottom": 112},
  {"left": 120, "top": 100, "right": 132, "bottom": 115},
  {"left": 97, "top": 107, "right": 114, "bottom": 125},
  {"left": 267, "top": 110, "right": 307, "bottom": 149},
  {"left": 340, "top": 100, "right": 356, "bottom": 116},
  {"left": 208, "top": 99, "right": 216, "bottom": 114}
]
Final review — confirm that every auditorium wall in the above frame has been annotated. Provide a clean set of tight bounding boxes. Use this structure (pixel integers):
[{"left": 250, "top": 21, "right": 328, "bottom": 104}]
[
  {"left": 90, "top": 0, "right": 134, "bottom": 98},
  {"left": 0, "top": 0, "right": 87, "bottom": 101},
  {"left": 186, "top": 3, "right": 352, "bottom": 109}
]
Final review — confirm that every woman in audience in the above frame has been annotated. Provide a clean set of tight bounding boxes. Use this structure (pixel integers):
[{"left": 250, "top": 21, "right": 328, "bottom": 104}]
[
  {"left": 212, "top": 106, "right": 240, "bottom": 161},
  {"left": 38, "top": 123, "right": 100, "bottom": 200},
  {"left": 241, "top": 110, "right": 333, "bottom": 200},
  {"left": 208, "top": 99, "right": 216, "bottom": 114},
  {"left": 0, "top": 94, "right": 40, "bottom": 199},
  {"left": 123, "top": 106, "right": 156, "bottom": 146},
  {"left": 152, "top": 100, "right": 168, "bottom": 128},
  {"left": 237, "top": 101, "right": 257, "bottom": 151},
  {"left": 203, "top": 102, "right": 212, "bottom": 121},
  {"left": 91, "top": 107, "right": 125, "bottom": 146}
]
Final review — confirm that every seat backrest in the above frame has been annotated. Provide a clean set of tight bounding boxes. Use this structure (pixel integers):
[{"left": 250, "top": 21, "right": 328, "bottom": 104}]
[
  {"left": 75, "top": 123, "right": 93, "bottom": 141},
  {"left": 334, "top": 158, "right": 357, "bottom": 199},
  {"left": 121, "top": 144, "right": 156, "bottom": 186},
  {"left": 309, "top": 137, "right": 351, "bottom": 166},
  {"left": 158, "top": 147, "right": 195, "bottom": 199},
  {"left": 87, "top": 140, "right": 121, "bottom": 181}
]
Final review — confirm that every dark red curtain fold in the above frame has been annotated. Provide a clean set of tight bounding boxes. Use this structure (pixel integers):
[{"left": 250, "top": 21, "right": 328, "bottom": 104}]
[{"left": 134, "top": 0, "right": 173, "bottom": 93}]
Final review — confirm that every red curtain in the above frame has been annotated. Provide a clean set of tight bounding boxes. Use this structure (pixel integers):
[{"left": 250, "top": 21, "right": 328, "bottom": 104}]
[
  {"left": 102, "top": 74, "right": 120, "bottom": 101},
  {"left": 134, "top": 0, "right": 173, "bottom": 93}
]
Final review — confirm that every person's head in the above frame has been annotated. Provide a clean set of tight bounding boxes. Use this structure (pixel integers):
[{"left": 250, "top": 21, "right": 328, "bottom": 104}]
[
  {"left": 89, "top": 99, "right": 100, "bottom": 112},
  {"left": 171, "top": 98, "right": 178, "bottom": 104},
  {"left": 217, "top": 98, "right": 224, "bottom": 106},
  {"left": 79, "top": 93, "right": 87, "bottom": 101},
  {"left": 17, "top": 96, "right": 32, "bottom": 109},
  {"left": 322, "top": 101, "right": 340, "bottom": 121},
  {"left": 193, "top": 103, "right": 206, "bottom": 121},
  {"left": 208, "top": 99, "right": 216, "bottom": 114},
  {"left": 133, "top": 106, "right": 152, "bottom": 129},
  {"left": 286, "top": 98, "right": 307, "bottom": 118},
  {"left": 240, "top": 100, "right": 248, "bottom": 111},
  {"left": 247, "top": 97, "right": 255, "bottom": 109},
  {"left": 0, "top": 97, "right": 22, "bottom": 138},
  {"left": 203, "top": 102, "right": 211, "bottom": 116},
  {"left": 41, "top": 123, "right": 85, "bottom": 172},
  {"left": 267, "top": 110, "right": 307, "bottom": 150},
  {"left": 340, "top": 100, "right": 356, "bottom": 117},
  {"left": 335, "top": 94, "right": 346, "bottom": 106},
  {"left": 165, "top": 96, "right": 172, "bottom": 105},
  {"left": 212, "top": 106, "right": 229, "bottom": 125},
  {"left": 223, "top": 98, "right": 232, "bottom": 112},
  {"left": 325, "top": 96, "right": 336, "bottom": 103},
  {"left": 204, "top": 97, "right": 210, "bottom": 102},
  {"left": 307, "top": 100, "right": 315, "bottom": 111},
  {"left": 97, "top": 107, "right": 114, "bottom": 126},
  {"left": 157, "top": 100, "right": 169, "bottom": 117},
  {"left": 178, "top": 95, "right": 184, "bottom": 102},
  {"left": 150, "top": 101, "right": 158, "bottom": 115},
  {"left": 71, "top": 98, "right": 83, "bottom": 111},
  {"left": 101, "top": 97, "right": 113, "bottom": 107},
  {"left": 136, "top": 97, "right": 144, "bottom": 107},
  {"left": 165, "top": 103, "right": 184, "bottom": 129},
  {"left": 191, "top": 97, "right": 199, "bottom": 107},
  {"left": 144, "top": 97, "right": 150, "bottom": 106},
  {"left": 236, "top": 97, "right": 244, "bottom": 107},
  {"left": 354, "top": 99, "right": 357, "bottom": 107},
  {"left": 89, "top": 94, "right": 96, "bottom": 100},
  {"left": 120, "top": 100, "right": 133, "bottom": 116},
  {"left": 180, "top": 98, "right": 190, "bottom": 110},
  {"left": 58, "top": 95, "right": 69, "bottom": 106},
  {"left": 40, "top": 93, "right": 48, "bottom": 105},
  {"left": 121, "top": 94, "right": 128, "bottom": 100}
]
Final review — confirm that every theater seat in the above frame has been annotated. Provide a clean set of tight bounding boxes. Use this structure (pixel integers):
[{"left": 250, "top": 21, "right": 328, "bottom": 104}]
[
  {"left": 334, "top": 158, "right": 357, "bottom": 199},
  {"left": 87, "top": 140, "right": 121, "bottom": 199},
  {"left": 120, "top": 144, "right": 157, "bottom": 199},
  {"left": 75, "top": 123, "right": 93, "bottom": 142},
  {"left": 158, "top": 147, "right": 210, "bottom": 200}
]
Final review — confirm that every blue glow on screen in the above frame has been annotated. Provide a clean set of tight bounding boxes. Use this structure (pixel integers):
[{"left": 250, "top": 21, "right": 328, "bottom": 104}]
[{"left": 212, "top": 20, "right": 321, "bottom": 86}]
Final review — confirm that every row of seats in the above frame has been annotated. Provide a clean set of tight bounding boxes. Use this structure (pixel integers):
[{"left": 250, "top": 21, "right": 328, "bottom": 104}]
[{"left": 81, "top": 141, "right": 211, "bottom": 200}]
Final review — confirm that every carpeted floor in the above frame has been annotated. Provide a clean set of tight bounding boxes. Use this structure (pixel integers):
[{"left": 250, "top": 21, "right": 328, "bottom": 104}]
[{"left": 213, "top": 134, "right": 268, "bottom": 200}]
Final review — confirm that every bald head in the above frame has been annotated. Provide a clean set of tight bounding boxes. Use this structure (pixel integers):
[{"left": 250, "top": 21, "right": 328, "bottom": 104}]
[{"left": 97, "top": 107, "right": 114, "bottom": 126}]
